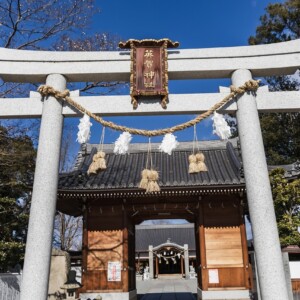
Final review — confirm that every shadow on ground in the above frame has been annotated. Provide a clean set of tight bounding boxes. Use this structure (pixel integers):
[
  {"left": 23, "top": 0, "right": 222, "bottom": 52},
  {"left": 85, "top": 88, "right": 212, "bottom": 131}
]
[{"left": 138, "top": 293, "right": 197, "bottom": 300}]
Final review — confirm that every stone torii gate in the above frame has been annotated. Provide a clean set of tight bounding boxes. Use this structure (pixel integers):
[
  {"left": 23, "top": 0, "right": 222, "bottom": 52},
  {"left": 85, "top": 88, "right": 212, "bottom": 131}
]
[{"left": 0, "top": 39, "right": 300, "bottom": 300}]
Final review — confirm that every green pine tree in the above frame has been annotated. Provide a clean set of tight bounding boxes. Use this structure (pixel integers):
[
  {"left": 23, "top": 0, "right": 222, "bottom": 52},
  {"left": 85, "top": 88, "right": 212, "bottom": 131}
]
[
  {"left": 270, "top": 168, "right": 300, "bottom": 247},
  {"left": 0, "top": 125, "right": 35, "bottom": 271},
  {"left": 249, "top": 0, "right": 300, "bottom": 165}
]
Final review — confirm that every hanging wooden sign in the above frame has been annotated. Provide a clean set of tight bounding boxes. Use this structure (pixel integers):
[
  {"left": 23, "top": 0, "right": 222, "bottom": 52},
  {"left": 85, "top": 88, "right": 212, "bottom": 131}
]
[{"left": 119, "top": 39, "right": 179, "bottom": 109}]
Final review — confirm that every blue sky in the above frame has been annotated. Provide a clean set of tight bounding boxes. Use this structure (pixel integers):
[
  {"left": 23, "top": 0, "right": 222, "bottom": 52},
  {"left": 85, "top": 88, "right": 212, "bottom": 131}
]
[
  {"left": 80, "top": 0, "right": 282, "bottom": 230},
  {"left": 94, "top": 0, "right": 274, "bottom": 49},
  {"left": 65, "top": 0, "right": 283, "bottom": 147}
]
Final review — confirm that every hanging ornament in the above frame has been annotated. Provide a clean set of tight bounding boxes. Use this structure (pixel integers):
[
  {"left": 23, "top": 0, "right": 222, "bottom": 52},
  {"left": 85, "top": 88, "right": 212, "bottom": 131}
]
[
  {"left": 139, "top": 169, "right": 150, "bottom": 189},
  {"left": 139, "top": 138, "right": 160, "bottom": 193},
  {"left": 188, "top": 154, "right": 198, "bottom": 173},
  {"left": 114, "top": 132, "right": 132, "bottom": 155},
  {"left": 159, "top": 133, "right": 179, "bottom": 155},
  {"left": 87, "top": 127, "right": 107, "bottom": 175},
  {"left": 188, "top": 125, "right": 208, "bottom": 173},
  {"left": 212, "top": 112, "right": 232, "bottom": 140},
  {"left": 76, "top": 114, "right": 92, "bottom": 144},
  {"left": 195, "top": 152, "right": 207, "bottom": 172},
  {"left": 87, "top": 151, "right": 106, "bottom": 175},
  {"left": 146, "top": 170, "right": 160, "bottom": 193}
]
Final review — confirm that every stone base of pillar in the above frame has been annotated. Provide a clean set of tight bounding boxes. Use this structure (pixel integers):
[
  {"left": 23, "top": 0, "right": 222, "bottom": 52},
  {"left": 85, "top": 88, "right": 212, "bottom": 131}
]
[
  {"left": 80, "top": 290, "right": 137, "bottom": 300},
  {"left": 197, "top": 288, "right": 251, "bottom": 300}
]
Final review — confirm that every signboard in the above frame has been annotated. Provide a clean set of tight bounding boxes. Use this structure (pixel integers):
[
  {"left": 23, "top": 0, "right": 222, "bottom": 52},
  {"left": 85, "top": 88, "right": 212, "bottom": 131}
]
[
  {"left": 208, "top": 269, "right": 219, "bottom": 284},
  {"left": 119, "top": 39, "right": 179, "bottom": 109},
  {"left": 107, "top": 261, "right": 121, "bottom": 281}
]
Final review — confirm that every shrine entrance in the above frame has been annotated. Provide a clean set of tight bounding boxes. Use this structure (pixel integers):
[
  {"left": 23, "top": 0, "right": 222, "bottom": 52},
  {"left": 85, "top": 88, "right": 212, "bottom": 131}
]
[
  {"left": 135, "top": 224, "right": 195, "bottom": 279},
  {"left": 155, "top": 244, "right": 183, "bottom": 275},
  {"left": 57, "top": 139, "right": 251, "bottom": 300}
]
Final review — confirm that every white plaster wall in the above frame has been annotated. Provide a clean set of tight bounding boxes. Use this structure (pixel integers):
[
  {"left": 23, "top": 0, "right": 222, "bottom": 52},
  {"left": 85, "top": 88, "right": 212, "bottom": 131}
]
[
  {"left": 289, "top": 261, "right": 300, "bottom": 279},
  {"left": 48, "top": 255, "right": 68, "bottom": 299}
]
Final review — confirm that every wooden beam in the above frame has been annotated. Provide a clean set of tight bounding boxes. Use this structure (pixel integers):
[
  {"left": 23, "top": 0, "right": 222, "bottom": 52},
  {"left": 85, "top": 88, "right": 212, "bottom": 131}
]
[{"left": 1, "top": 90, "right": 299, "bottom": 119}]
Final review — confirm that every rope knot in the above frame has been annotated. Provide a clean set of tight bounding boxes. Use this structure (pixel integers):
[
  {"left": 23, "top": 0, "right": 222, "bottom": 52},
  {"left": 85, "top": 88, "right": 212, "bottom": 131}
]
[
  {"left": 230, "top": 85, "right": 245, "bottom": 94},
  {"left": 230, "top": 80, "right": 260, "bottom": 95},
  {"left": 38, "top": 85, "right": 70, "bottom": 99},
  {"left": 244, "top": 79, "right": 260, "bottom": 91}
]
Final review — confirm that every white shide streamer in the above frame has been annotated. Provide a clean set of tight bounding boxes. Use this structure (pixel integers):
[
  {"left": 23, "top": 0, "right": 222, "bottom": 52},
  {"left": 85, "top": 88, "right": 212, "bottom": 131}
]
[
  {"left": 212, "top": 112, "right": 232, "bottom": 140},
  {"left": 76, "top": 114, "right": 92, "bottom": 144},
  {"left": 159, "top": 133, "right": 179, "bottom": 155},
  {"left": 114, "top": 132, "right": 132, "bottom": 155},
  {"left": 224, "top": 114, "right": 237, "bottom": 134}
]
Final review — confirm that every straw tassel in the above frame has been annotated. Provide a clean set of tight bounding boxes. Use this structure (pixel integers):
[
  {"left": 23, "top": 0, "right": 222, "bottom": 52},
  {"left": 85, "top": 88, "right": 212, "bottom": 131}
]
[
  {"left": 188, "top": 153, "right": 207, "bottom": 173},
  {"left": 139, "top": 169, "right": 160, "bottom": 193},
  {"left": 189, "top": 125, "right": 208, "bottom": 173},
  {"left": 139, "top": 169, "right": 150, "bottom": 189},
  {"left": 146, "top": 170, "right": 160, "bottom": 193},
  {"left": 87, "top": 151, "right": 107, "bottom": 175},
  {"left": 195, "top": 152, "right": 207, "bottom": 172},
  {"left": 188, "top": 154, "right": 198, "bottom": 173},
  {"left": 139, "top": 138, "right": 160, "bottom": 193}
]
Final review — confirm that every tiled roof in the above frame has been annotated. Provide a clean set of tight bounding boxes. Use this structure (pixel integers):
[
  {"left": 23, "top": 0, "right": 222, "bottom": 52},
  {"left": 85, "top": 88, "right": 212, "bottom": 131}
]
[
  {"left": 135, "top": 223, "right": 196, "bottom": 253},
  {"left": 268, "top": 161, "right": 300, "bottom": 179},
  {"left": 58, "top": 138, "right": 244, "bottom": 191}
]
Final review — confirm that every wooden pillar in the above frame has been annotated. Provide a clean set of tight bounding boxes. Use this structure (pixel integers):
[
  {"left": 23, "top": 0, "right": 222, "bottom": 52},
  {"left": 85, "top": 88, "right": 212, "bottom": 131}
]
[
  {"left": 155, "top": 256, "right": 159, "bottom": 278},
  {"left": 80, "top": 200, "right": 88, "bottom": 291},
  {"left": 199, "top": 201, "right": 208, "bottom": 290},
  {"left": 181, "top": 256, "right": 184, "bottom": 277},
  {"left": 122, "top": 209, "right": 129, "bottom": 292},
  {"left": 194, "top": 218, "right": 201, "bottom": 287}
]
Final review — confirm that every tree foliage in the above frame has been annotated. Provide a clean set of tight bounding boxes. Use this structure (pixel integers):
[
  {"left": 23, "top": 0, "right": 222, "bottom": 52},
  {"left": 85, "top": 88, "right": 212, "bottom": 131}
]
[
  {"left": 0, "top": 125, "right": 35, "bottom": 271},
  {"left": 0, "top": 0, "right": 122, "bottom": 98},
  {"left": 249, "top": 0, "right": 300, "bottom": 165},
  {"left": 249, "top": 0, "right": 300, "bottom": 45},
  {"left": 0, "top": 126, "right": 35, "bottom": 197},
  {"left": 0, "top": 0, "right": 96, "bottom": 50},
  {"left": 53, "top": 213, "right": 82, "bottom": 251},
  {"left": 270, "top": 168, "right": 300, "bottom": 247},
  {"left": 0, "top": 0, "right": 122, "bottom": 268}
]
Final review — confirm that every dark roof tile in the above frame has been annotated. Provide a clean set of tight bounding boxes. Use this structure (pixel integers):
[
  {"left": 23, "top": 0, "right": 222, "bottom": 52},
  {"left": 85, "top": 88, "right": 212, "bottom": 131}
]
[
  {"left": 135, "top": 224, "right": 196, "bottom": 252},
  {"left": 58, "top": 139, "right": 244, "bottom": 191}
]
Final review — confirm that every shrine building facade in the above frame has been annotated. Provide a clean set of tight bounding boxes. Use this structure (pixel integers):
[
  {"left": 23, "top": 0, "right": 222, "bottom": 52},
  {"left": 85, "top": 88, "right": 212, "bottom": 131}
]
[{"left": 57, "top": 138, "right": 252, "bottom": 300}]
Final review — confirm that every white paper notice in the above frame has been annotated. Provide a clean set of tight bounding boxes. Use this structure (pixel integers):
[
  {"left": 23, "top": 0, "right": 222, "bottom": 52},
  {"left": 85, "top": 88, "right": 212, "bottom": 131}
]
[
  {"left": 208, "top": 269, "right": 219, "bottom": 283},
  {"left": 107, "top": 261, "right": 121, "bottom": 281}
]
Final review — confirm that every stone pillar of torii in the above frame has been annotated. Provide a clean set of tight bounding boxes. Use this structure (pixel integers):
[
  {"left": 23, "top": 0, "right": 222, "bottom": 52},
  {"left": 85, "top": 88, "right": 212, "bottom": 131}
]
[{"left": 0, "top": 40, "right": 299, "bottom": 300}]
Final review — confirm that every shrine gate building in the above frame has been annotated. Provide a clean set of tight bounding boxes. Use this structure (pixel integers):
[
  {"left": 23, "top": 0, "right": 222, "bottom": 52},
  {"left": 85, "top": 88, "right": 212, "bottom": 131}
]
[{"left": 57, "top": 138, "right": 251, "bottom": 299}]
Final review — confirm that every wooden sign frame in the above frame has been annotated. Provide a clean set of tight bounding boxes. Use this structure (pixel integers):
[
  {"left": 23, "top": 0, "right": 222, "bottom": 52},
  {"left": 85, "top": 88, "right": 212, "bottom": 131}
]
[{"left": 119, "top": 39, "right": 179, "bottom": 109}]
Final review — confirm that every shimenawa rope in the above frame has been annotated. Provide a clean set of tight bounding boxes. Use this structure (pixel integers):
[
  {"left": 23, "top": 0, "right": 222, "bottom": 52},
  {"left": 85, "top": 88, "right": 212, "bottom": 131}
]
[{"left": 37, "top": 80, "right": 259, "bottom": 137}]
